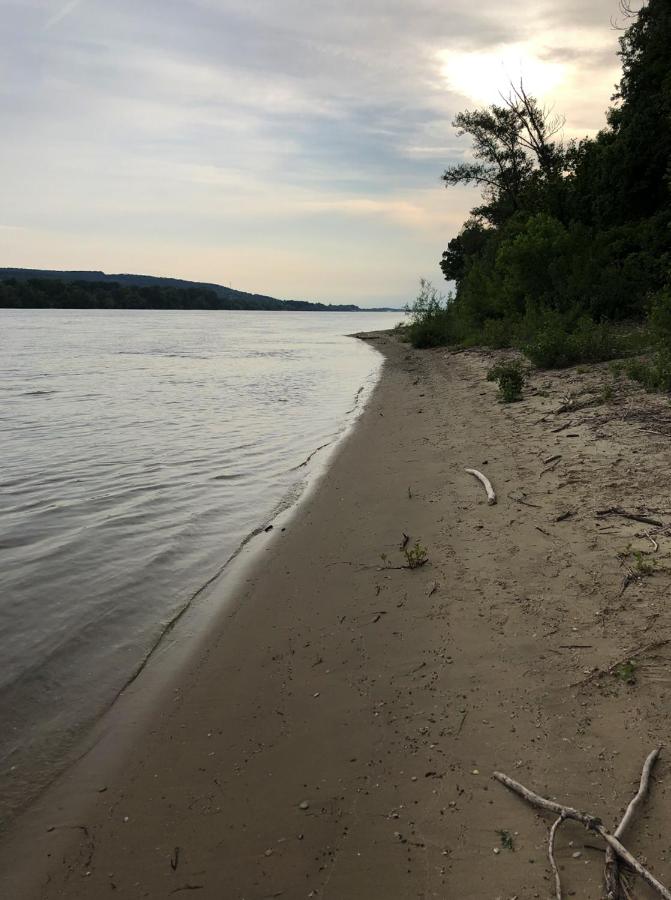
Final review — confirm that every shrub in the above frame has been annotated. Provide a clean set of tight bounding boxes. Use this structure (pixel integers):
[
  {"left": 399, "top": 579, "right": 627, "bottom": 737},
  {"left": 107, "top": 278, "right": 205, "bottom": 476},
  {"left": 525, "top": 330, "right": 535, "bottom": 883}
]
[
  {"left": 486, "top": 360, "right": 527, "bottom": 402},
  {"left": 627, "top": 349, "right": 671, "bottom": 392},
  {"left": 405, "top": 279, "right": 455, "bottom": 348},
  {"left": 522, "top": 315, "right": 632, "bottom": 369}
]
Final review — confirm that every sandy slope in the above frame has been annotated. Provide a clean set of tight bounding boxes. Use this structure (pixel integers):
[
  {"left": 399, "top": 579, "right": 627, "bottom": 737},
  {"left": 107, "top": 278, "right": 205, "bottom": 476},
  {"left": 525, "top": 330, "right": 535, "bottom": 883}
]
[{"left": 1, "top": 333, "right": 670, "bottom": 899}]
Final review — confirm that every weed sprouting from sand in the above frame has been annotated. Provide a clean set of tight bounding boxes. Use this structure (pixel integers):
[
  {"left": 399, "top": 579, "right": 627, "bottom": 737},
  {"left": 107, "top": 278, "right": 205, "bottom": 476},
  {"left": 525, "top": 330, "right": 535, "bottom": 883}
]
[
  {"left": 497, "top": 830, "right": 515, "bottom": 851},
  {"left": 632, "top": 550, "right": 655, "bottom": 577},
  {"left": 599, "top": 382, "right": 615, "bottom": 404},
  {"left": 404, "top": 541, "right": 428, "bottom": 569},
  {"left": 619, "top": 544, "right": 656, "bottom": 578},
  {"left": 614, "top": 659, "right": 637, "bottom": 684}
]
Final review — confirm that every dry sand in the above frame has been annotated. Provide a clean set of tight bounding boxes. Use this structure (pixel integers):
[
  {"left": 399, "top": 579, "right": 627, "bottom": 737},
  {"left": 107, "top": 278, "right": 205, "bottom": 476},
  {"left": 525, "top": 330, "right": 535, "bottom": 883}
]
[{"left": 1, "top": 332, "right": 671, "bottom": 899}]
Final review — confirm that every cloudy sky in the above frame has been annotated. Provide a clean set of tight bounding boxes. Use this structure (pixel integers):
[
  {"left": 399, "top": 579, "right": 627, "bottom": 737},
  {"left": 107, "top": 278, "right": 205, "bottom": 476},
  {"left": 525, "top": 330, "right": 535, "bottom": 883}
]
[{"left": 2, "top": 0, "right": 624, "bottom": 306}]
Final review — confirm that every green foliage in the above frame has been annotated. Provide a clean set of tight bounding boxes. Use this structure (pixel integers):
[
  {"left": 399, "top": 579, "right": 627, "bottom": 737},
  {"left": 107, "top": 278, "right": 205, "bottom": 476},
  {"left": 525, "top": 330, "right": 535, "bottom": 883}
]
[
  {"left": 486, "top": 360, "right": 526, "bottom": 402},
  {"left": 403, "top": 541, "right": 428, "bottom": 569},
  {"left": 405, "top": 279, "right": 455, "bottom": 348},
  {"left": 0, "top": 275, "right": 361, "bottom": 312},
  {"left": 598, "top": 382, "right": 615, "bottom": 404},
  {"left": 627, "top": 350, "right": 671, "bottom": 392},
  {"left": 522, "top": 316, "right": 633, "bottom": 369},
  {"left": 435, "top": 1, "right": 671, "bottom": 364},
  {"left": 614, "top": 659, "right": 637, "bottom": 684},
  {"left": 497, "top": 830, "right": 515, "bottom": 851}
]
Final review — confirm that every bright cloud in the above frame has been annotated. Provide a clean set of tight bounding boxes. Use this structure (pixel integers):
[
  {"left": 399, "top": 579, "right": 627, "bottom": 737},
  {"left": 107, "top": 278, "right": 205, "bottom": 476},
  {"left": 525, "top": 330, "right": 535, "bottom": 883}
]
[{"left": 1, "top": 0, "right": 624, "bottom": 305}]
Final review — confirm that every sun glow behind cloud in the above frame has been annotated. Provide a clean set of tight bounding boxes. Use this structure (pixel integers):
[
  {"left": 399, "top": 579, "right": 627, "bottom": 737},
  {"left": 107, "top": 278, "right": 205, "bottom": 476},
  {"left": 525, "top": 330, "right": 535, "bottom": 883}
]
[
  {"left": 2, "top": 0, "right": 624, "bottom": 304},
  {"left": 438, "top": 43, "right": 567, "bottom": 106}
]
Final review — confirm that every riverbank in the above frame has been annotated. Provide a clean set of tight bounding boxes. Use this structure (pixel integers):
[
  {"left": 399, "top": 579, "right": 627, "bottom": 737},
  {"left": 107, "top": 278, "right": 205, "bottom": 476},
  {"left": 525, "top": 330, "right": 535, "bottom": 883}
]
[{"left": 2, "top": 332, "right": 670, "bottom": 898}]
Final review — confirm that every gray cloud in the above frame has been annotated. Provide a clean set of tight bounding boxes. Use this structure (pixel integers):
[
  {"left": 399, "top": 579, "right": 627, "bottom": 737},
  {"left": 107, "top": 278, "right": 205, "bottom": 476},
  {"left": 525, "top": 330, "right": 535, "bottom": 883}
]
[{"left": 0, "top": 0, "right": 623, "bottom": 303}]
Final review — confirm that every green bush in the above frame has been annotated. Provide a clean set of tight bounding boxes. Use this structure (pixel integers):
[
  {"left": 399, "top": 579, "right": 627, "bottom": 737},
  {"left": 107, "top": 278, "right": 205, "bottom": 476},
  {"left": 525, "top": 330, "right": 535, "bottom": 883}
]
[
  {"left": 522, "top": 315, "right": 632, "bottom": 369},
  {"left": 627, "top": 349, "right": 671, "bottom": 392},
  {"left": 486, "top": 360, "right": 527, "bottom": 402},
  {"left": 405, "top": 279, "right": 455, "bottom": 348}
]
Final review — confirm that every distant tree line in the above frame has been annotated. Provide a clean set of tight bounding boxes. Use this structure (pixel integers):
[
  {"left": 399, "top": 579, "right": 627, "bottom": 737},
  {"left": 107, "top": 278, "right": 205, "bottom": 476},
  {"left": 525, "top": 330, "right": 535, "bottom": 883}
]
[
  {"left": 0, "top": 277, "right": 361, "bottom": 312},
  {"left": 410, "top": 0, "right": 671, "bottom": 382}
]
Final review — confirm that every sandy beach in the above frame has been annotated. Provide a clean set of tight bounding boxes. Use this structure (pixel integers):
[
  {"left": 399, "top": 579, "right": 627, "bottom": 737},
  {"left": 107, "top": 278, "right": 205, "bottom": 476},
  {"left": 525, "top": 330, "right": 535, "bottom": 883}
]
[{"left": 2, "top": 331, "right": 671, "bottom": 899}]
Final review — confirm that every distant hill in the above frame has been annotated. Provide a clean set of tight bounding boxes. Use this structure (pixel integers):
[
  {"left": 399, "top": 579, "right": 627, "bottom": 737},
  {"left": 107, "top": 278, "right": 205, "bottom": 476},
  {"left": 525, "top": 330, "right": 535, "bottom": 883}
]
[{"left": 0, "top": 269, "right": 399, "bottom": 312}]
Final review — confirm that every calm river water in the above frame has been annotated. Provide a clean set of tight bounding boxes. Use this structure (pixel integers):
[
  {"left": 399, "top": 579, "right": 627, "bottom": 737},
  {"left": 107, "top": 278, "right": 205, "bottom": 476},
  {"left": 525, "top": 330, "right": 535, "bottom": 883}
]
[{"left": 0, "top": 308, "right": 399, "bottom": 823}]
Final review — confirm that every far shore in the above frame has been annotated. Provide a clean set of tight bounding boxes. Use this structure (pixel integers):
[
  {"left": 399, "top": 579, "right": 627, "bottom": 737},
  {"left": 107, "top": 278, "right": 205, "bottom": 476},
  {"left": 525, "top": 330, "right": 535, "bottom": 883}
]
[{"left": 1, "top": 331, "right": 670, "bottom": 899}]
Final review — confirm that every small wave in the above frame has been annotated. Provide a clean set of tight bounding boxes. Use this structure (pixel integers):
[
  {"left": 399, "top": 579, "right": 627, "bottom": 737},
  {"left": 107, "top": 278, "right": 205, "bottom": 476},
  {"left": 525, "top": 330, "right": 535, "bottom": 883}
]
[{"left": 21, "top": 390, "right": 58, "bottom": 397}]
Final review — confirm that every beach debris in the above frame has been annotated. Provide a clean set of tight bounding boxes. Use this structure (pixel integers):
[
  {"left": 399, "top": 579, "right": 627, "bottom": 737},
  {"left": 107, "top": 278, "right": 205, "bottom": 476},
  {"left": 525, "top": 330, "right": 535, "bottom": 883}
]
[
  {"left": 555, "top": 511, "right": 574, "bottom": 522},
  {"left": 400, "top": 532, "right": 410, "bottom": 551},
  {"left": 544, "top": 454, "right": 562, "bottom": 465},
  {"left": 494, "top": 748, "right": 670, "bottom": 900},
  {"left": 540, "top": 457, "right": 562, "bottom": 477},
  {"left": 605, "top": 749, "right": 662, "bottom": 899},
  {"left": 643, "top": 530, "right": 659, "bottom": 552},
  {"left": 551, "top": 419, "right": 573, "bottom": 433},
  {"left": 595, "top": 507, "right": 664, "bottom": 528},
  {"left": 508, "top": 490, "right": 541, "bottom": 508},
  {"left": 426, "top": 580, "right": 438, "bottom": 596},
  {"left": 572, "top": 638, "right": 669, "bottom": 688},
  {"left": 465, "top": 468, "right": 496, "bottom": 505}
]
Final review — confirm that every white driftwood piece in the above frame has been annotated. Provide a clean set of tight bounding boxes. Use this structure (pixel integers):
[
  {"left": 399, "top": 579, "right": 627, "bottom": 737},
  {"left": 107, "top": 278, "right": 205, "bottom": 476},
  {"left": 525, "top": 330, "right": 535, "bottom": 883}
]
[
  {"left": 493, "top": 770, "right": 671, "bottom": 900},
  {"left": 465, "top": 468, "right": 496, "bottom": 505},
  {"left": 604, "top": 747, "right": 661, "bottom": 899}
]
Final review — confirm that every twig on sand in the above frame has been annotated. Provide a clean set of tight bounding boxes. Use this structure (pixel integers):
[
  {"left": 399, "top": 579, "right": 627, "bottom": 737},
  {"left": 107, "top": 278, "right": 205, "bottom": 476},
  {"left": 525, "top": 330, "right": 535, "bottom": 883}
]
[
  {"left": 508, "top": 490, "right": 541, "bottom": 508},
  {"left": 465, "top": 468, "right": 496, "bottom": 505},
  {"left": 548, "top": 814, "right": 565, "bottom": 899},
  {"left": 596, "top": 507, "right": 664, "bottom": 528},
  {"left": 493, "top": 759, "right": 671, "bottom": 900},
  {"left": 605, "top": 748, "right": 661, "bottom": 900},
  {"left": 551, "top": 419, "right": 573, "bottom": 433},
  {"left": 572, "top": 638, "right": 670, "bottom": 687},
  {"left": 643, "top": 530, "right": 660, "bottom": 552},
  {"left": 540, "top": 458, "right": 562, "bottom": 476}
]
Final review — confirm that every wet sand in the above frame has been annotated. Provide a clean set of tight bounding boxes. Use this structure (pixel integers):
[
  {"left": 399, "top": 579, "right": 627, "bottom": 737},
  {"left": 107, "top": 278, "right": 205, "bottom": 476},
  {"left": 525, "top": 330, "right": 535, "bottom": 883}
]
[{"left": 1, "top": 332, "right": 670, "bottom": 899}]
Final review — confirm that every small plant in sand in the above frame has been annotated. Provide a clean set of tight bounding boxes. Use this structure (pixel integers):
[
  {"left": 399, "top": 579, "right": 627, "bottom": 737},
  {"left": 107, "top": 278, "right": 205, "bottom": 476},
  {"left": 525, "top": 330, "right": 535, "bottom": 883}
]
[
  {"left": 497, "top": 829, "right": 515, "bottom": 851},
  {"left": 613, "top": 659, "right": 637, "bottom": 684},
  {"left": 486, "top": 360, "right": 527, "bottom": 403},
  {"left": 632, "top": 549, "right": 655, "bottom": 577},
  {"left": 403, "top": 541, "right": 428, "bottom": 569},
  {"left": 599, "top": 382, "right": 615, "bottom": 403}
]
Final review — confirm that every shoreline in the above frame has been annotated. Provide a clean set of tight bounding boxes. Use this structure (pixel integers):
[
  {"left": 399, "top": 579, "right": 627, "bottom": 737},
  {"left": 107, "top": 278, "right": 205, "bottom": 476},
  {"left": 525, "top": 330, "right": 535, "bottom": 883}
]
[
  {"left": 0, "top": 326, "right": 384, "bottom": 835},
  {"left": 2, "top": 333, "right": 671, "bottom": 898}
]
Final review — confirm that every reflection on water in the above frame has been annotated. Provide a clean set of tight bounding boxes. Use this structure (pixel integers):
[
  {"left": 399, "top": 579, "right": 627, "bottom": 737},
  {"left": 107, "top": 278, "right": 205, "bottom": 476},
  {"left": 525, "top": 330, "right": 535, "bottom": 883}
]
[{"left": 0, "top": 307, "right": 399, "bottom": 823}]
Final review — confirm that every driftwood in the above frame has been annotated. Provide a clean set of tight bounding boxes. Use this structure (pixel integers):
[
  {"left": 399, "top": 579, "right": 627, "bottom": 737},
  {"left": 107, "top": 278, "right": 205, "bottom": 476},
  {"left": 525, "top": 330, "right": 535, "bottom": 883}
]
[
  {"left": 493, "top": 756, "right": 670, "bottom": 900},
  {"left": 605, "top": 747, "right": 661, "bottom": 900},
  {"left": 596, "top": 507, "right": 664, "bottom": 528},
  {"left": 548, "top": 814, "right": 565, "bottom": 899},
  {"left": 465, "top": 468, "right": 496, "bottom": 505}
]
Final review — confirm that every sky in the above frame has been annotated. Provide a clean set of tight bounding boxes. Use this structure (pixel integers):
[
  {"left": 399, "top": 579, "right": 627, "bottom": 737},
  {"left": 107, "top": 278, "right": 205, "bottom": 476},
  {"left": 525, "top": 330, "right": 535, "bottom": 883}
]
[{"left": 1, "top": 0, "right": 626, "bottom": 306}]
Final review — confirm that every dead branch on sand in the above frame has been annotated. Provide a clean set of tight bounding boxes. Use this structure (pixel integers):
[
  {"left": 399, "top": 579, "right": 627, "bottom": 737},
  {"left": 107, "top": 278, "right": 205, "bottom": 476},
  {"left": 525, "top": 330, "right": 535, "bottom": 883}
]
[
  {"left": 604, "top": 747, "right": 661, "bottom": 900},
  {"left": 493, "top": 751, "right": 670, "bottom": 899},
  {"left": 465, "top": 468, "right": 496, "bottom": 505},
  {"left": 596, "top": 507, "right": 664, "bottom": 528}
]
